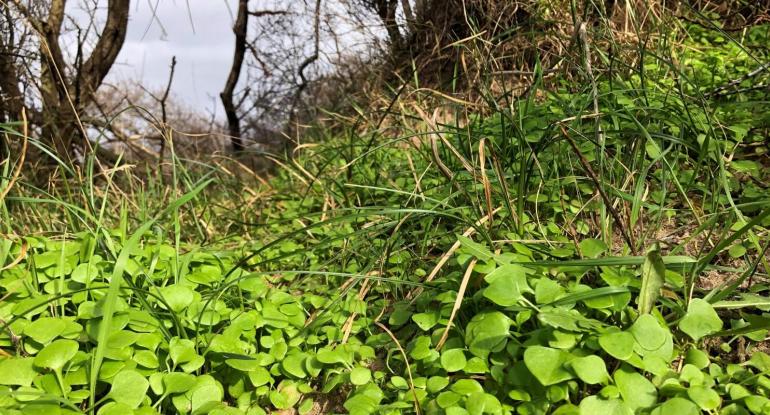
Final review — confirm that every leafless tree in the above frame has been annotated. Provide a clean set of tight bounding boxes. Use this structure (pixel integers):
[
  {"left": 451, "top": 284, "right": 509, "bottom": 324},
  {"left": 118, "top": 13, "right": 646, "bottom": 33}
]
[
  {"left": 1, "top": 0, "right": 130, "bottom": 161},
  {"left": 220, "top": 1, "right": 289, "bottom": 152}
]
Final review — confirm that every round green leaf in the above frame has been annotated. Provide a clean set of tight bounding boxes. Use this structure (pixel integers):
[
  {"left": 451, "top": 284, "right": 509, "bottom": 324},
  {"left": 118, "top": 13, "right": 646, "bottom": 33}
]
[
  {"left": 34, "top": 339, "right": 79, "bottom": 371},
  {"left": 450, "top": 379, "right": 483, "bottom": 395},
  {"left": 678, "top": 299, "right": 723, "bottom": 342},
  {"left": 482, "top": 264, "right": 532, "bottom": 307},
  {"left": 579, "top": 396, "right": 633, "bottom": 415},
  {"left": 248, "top": 367, "right": 272, "bottom": 387},
  {"left": 427, "top": 376, "right": 449, "bottom": 393},
  {"left": 316, "top": 347, "right": 348, "bottom": 365},
  {"left": 687, "top": 385, "right": 721, "bottom": 410},
  {"left": 350, "top": 367, "right": 371, "bottom": 386},
  {"left": 464, "top": 311, "right": 511, "bottom": 359},
  {"left": 614, "top": 366, "right": 658, "bottom": 411},
  {"left": 684, "top": 349, "right": 710, "bottom": 369},
  {"left": 71, "top": 262, "right": 99, "bottom": 284},
  {"left": 598, "top": 331, "right": 635, "bottom": 361},
  {"left": 579, "top": 238, "right": 608, "bottom": 258},
  {"left": 98, "top": 402, "right": 134, "bottom": 415},
  {"left": 133, "top": 350, "right": 160, "bottom": 369},
  {"left": 436, "top": 391, "right": 462, "bottom": 408},
  {"left": 282, "top": 353, "right": 307, "bottom": 378},
  {"left": 24, "top": 317, "right": 66, "bottom": 344},
  {"left": 523, "top": 346, "right": 574, "bottom": 386},
  {"left": 163, "top": 372, "right": 197, "bottom": 394},
  {"left": 651, "top": 398, "right": 699, "bottom": 415},
  {"left": 109, "top": 369, "right": 149, "bottom": 408},
  {"left": 190, "top": 376, "right": 224, "bottom": 413},
  {"left": 728, "top": 244, "right": 747, "bottom": 258},
  {"left": 270, "top": 390, "right": 290, "bottom": 410},
  {"left": 569, "top": 355, "right": 609, "bottom": 384},
  {"left": 0, "top": 357, "right": 38, "bottom": 386},
  {"left": 159, "top": 285, "right": 195, "bottom": 313},
  {"left": 629, "top": 314, "right": 673, "bottom": 360},
  {"left": 412, "top": 312, "right": 439, "bottom": 331},
  {"left": 440, "top": 349, "right": 467, "bottom": 372}
]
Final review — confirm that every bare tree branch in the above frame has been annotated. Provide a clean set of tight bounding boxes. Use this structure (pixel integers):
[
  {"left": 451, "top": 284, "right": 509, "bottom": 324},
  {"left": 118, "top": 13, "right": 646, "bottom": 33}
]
[{"left": 80, "top": 0, "right": 130, "bottom": 99}]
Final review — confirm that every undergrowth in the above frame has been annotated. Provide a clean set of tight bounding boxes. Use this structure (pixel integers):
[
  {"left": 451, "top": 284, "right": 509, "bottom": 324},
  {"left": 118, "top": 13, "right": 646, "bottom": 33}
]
[{"left": 1, "top": 15, "right": 770, "bottom": 415}]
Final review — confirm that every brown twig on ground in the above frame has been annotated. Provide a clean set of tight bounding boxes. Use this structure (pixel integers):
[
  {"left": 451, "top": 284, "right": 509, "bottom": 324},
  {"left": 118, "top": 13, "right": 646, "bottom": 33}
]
[
  {"left": 375, "top": 321, "right": 421, "bottom": 415},
  {"left": 407, "top": 207, "right": 501, "bottom": 300},
  {"left": 436, "top": 258, "right": 477, "bottom": 350},
  {"left": 0, "top": 108, "right": 27, "bottom": 202}
]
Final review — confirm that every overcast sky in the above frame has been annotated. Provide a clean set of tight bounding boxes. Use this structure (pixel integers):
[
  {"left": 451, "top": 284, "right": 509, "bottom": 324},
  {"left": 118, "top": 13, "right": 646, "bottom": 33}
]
[{"left": 108, "top": 0, "right": 236, "bottom": 117}]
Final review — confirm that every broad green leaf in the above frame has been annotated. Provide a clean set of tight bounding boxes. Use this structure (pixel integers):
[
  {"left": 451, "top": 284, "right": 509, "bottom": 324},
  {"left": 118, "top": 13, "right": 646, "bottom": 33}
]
[
  {"left": 465, "top": 312, "right": 511, "bottom": 359},
  {"left": 629, "top": 314, "right": 673, "bottom": 360},
  {"left": 71, "top": 262, "right": 99, "bottom": 284},
  {"left": 579, "top": 396, "right": 633, "bottom": 415},
  {"left": 687, "top": 385, "right": 721, "bottom": 410},
  {"left": 224, "top": 357, "right": 261, "bottom": 372},
  {"left": 188, "top": 375, "right": 224, "bottom": 413},
  {"left": 728, "top": 244, "right": 747, "bottom": 258},
  {"left": 350, "top": 367, "right": 371, "bottom": 386},
  {"left": 0, "top": 357, "right": 38, "bottom": 386},
  {"left": 466, "top": 391, "right": 502, "bottom": 415},
  {"left": 133, "top": 350, "right": 160, "bottom": 369},
  {"left": 614, "top": 366, "right": 657, "bottom": 411},
  {"left": 248, "top": 367, "right": 272, "bottom": 387},
  {"left": 34, "top": 339, "right": 79, "bottom": 371},
  {"left": 568, "top": 355, "right": 609, "bottom": 384},
  {"left": 409, "top": 336, "right": 433, "bottom": 360},
  {"left": 553, "top": 404, "right": 580, "bottom": 415},
  {"left": 579, "top": 238, "right": 608, "bottom": 258},
  {"left": 441, "top": 349, "right": 467, "bottom": 372},
  {"left": 457, "top": 235, "right": 493, "bottom": 262},
  {"left": 436, "top": 391, "right": 462, "bottom": 408},
  {"left": 599, "top": 331, "right": 635, "bottom": 361},
  {"left": 316, "top": 347, "right": 349, "bottom": 365},
  {"left": 638, "top": 245, "right": 665, "bottom": 314},
  {"left": 523, "top": 346, "right": 574, "bottom": 386},
  {"left": 163, "top": 372, "right": 197, "bottom": 394},
  {"left": 650, "top": 398, "right": 699, "bottom": 415},
  {"left": 684, "top": 349, "right": 710, "bottom": 369},
  {"left": 270, "top": 390, "right": 290, "bottom": 409},
  {"left": 298, "top": 398, "right": 314, "bottom": 415},
  {"left": 450, "top": 379, "right": 484, "bottom": 395},
  {"left": 538, "top": 309, "right": 604, "bottom": 331},
  {"left": 109, "top": 370, "right": 149, "bottom": 408},
  {"left": 98, "top": 402, "right": 134, "bottom": 415},
  {"left": 282, "top": 353, "right": 307, "bottom": 378},
  {"left": 427, "top": 376, "right": 449, "bottom": 393},
  {"left": 412, "top": 311, "right": 439, "bottom": 331},
  {"left": 679, "top": 299, "right": 723, "bottom": 341},
  {"left": 158, "top": 285, "right": 195, "bottom": 313},
  {"left": 24, "top": 317, "right": 66, "bottom": 344},
  {"left": 483, "top": 264, "right": 532, "bottom": 306}
]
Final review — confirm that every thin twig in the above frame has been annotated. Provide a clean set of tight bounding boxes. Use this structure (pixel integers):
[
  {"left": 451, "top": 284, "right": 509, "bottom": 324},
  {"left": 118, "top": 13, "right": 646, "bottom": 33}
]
[
  {"left": 0, "top": 108, "right": 27, "bottom": 202},
  {"left": 375, "top": 321, "right": 421, "bottom": 415},
  {"left": 436, "top": 258, "right": 477, "bottom": 350},
  {"left": 560, "top": 125, "right": 637, "bottom": 255},
  {"left": 407, "top": 207, "right": 501, "bottom": 300}
]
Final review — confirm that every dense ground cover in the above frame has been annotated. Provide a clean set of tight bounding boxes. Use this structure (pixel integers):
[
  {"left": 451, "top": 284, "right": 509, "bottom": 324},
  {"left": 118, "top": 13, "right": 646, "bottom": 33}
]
[{"left": 1, "top": 20, "right": 770, "bottom": 415}]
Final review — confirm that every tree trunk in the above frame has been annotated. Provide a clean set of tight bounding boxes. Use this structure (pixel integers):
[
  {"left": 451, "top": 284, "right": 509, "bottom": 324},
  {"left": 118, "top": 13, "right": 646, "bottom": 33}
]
[
  {"left": 221, "top": 0, "right": 248, "bottom": 152},
  {"left": 8, "top": 0, "right": 130, "bottom": 162},
  {"left": 376, "top": 0, "right": 402, "bottom": 49}
]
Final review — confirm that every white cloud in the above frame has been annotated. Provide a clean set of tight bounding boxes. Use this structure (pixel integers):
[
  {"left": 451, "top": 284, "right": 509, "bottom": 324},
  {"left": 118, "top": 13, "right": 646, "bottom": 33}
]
[{"left": 108, "top": 0, "right": 236, "bottom": 114}]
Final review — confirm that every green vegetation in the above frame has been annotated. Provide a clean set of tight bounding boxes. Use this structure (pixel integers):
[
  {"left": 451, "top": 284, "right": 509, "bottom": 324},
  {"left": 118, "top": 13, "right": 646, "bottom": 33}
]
[{"left": 1, "top": 17, "right": 770, "bottom": 415}]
